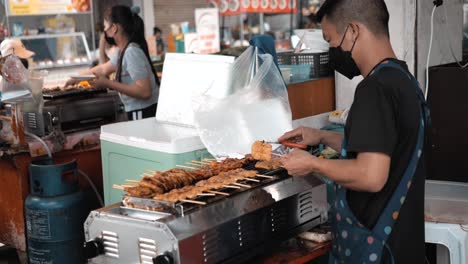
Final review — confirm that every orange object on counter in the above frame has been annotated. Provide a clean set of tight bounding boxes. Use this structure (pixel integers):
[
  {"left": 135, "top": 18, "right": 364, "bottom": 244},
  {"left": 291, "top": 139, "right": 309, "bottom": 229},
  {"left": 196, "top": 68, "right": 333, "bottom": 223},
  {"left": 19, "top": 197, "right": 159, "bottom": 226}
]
[{"left": 78, "top": 80, "right": 91, "bottom": 88}]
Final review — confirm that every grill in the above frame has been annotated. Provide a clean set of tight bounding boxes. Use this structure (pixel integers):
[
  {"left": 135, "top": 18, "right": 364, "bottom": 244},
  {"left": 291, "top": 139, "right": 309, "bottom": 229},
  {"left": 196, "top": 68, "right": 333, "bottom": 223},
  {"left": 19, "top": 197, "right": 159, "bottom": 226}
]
[
  {"left": 43, "top": 88, "right": 107, "bottom": 100},
  {"left": 122, "top": 162, "right": 287, "bottom": 216},
  {"left": 84, "top": 161, "right": 328, "bottom": 264}
]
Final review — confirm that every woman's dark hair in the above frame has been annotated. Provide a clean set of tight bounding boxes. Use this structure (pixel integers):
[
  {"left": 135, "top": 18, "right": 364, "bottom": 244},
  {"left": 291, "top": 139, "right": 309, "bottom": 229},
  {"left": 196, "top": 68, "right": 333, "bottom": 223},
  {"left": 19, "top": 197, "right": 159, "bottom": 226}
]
[
  {"left": 153, "top": 27, "right": 162, "bottom": 35},
  {"left": 104, "top": 5, "right": 160, "bottom": 85}
]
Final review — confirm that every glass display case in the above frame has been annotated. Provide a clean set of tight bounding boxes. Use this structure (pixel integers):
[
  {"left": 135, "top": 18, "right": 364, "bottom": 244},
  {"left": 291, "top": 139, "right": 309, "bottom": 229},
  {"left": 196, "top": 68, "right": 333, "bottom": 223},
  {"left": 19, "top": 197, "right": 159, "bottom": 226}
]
[{"left": 17, "top": 32, "right": 92, "bottom": 70}]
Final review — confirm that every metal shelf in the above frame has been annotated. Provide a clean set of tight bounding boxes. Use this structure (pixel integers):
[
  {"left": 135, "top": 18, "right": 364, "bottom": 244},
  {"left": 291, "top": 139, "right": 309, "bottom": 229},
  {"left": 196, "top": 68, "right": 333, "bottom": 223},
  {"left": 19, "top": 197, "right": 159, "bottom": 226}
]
[
  {"left": 7, "top": 11, "right": 93, "bottom": 17},
  {"left": 30, "top": 61, "right": 92, "bottom": 70},
  {"left": 15, "top": 32, "right": 86, "bottom": 40}
]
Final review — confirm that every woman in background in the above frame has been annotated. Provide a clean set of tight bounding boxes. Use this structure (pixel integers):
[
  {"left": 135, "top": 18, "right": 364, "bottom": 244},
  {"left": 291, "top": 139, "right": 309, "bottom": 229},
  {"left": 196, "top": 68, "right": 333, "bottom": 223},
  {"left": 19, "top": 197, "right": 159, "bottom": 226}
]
[{"left": 69, "top": 5, "right": 159, "bottom": 120}]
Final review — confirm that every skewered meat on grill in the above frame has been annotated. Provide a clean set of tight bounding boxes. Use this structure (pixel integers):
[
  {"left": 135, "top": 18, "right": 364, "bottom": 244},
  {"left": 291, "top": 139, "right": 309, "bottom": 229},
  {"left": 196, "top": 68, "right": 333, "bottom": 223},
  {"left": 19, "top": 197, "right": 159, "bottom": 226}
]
[
  {"left": 255, "top": 158, "right": 283, "bottom": 170},
  {"left": 153, "top": 169, "right": 258, "bottom": 203},
  {"left": 252, "top": 141, "right": 273, "bottom": 161},
  {"left": 123, "top": 158, "right": 251, "bottom": 198},
  {"left": 124, "top": 186, "right": 153, "bottom": 198}
]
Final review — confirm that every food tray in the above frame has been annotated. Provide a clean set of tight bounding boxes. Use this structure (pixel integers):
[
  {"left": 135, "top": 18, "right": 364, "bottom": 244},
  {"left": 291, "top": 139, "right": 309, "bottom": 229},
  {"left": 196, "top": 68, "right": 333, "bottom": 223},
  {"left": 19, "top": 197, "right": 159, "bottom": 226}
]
[{"left": 425, "top": 180, "right": 468, "bottom": 225}]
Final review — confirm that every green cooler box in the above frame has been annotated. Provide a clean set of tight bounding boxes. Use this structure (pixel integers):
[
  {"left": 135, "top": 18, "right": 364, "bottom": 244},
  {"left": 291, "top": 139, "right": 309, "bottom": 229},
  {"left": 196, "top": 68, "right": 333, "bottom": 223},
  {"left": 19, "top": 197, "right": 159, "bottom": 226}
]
[{"left": 100, "top": 117, "right": 211, "bottom": 205}]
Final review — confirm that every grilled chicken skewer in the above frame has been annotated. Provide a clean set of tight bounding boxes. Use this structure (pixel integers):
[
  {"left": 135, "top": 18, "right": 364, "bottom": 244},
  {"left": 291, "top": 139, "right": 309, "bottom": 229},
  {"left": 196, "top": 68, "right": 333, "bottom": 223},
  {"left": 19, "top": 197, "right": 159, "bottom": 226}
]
[
  {"left": 123, "top": 158, "right": 253, "bottom": 198},
  {"left": 152, "top": 169, "right": 258, "bottom": 203}
]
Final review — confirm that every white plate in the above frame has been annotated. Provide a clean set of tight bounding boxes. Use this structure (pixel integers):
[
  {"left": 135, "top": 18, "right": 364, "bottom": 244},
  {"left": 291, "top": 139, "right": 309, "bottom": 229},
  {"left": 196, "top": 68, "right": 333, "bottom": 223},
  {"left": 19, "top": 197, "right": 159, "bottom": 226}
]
[{"left": 70, "top": 75, "right": 96, "bottom": 81}]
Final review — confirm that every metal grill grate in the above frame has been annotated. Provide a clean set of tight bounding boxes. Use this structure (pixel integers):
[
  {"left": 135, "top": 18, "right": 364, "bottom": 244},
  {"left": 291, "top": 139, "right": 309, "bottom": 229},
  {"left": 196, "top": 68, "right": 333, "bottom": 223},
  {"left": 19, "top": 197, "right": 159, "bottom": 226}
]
[
  {"left": 101, "top": 230, "right": 119, "bottom": 258},
  {"left": 202, "top": 230, "right": 222, "bottom": 264},
  {"left": 138, "top": 238, "right": 157, "bottom": 264},
  {"left": 298, "top": 191, "right": 315, "bottom": 220},
  {"left": 270, "top": 205, "right": 288, "bottom": 233}
]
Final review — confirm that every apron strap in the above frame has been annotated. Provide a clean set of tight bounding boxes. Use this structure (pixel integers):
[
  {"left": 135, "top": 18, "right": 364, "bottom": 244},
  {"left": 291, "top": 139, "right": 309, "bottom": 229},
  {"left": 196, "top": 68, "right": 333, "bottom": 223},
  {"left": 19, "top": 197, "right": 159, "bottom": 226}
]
[{"left": 368, "top": 60, "right": 429, "bottom": 241}]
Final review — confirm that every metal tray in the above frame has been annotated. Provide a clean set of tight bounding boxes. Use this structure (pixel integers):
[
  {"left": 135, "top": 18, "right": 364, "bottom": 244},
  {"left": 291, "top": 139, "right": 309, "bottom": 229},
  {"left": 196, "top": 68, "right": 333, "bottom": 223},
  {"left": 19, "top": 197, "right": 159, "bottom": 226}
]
[{"left": 425, "top": 180, "right": 468, "bottom": 224}]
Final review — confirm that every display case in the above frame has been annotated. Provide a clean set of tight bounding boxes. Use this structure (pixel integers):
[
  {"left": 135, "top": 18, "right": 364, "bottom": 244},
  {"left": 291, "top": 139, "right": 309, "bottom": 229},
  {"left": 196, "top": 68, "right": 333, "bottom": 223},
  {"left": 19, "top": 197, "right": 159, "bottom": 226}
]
[
  {"left": 17, "top": 32, "right": 92, "bottom": 70},
  {"left": 2, "top": 0, "right": 96, "bottom": 67}
]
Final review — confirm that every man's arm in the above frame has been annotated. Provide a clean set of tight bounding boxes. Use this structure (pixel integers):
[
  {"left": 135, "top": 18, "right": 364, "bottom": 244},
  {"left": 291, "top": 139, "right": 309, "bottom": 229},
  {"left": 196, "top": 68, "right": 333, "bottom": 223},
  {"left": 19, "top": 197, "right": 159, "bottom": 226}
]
[
  {"left": 319, "top": 131, "right": 343, "bottom": 152},
  {"left": 278, "top": 127, "right": 343, "bottom": 151},
  {"left": 281, "top": 150, "right": 391, "bottom": 193}
]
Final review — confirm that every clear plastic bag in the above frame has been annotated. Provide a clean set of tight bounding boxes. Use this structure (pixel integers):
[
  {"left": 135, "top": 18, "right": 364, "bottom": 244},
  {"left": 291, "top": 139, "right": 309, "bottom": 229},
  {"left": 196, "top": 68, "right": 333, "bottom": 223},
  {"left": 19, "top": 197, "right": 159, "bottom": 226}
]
[
  {"left": 193, "top": 47, "right": 293, "bottom": 158},
  {"left": 1, "top": 55, "right": 32, "bottom": 102}
]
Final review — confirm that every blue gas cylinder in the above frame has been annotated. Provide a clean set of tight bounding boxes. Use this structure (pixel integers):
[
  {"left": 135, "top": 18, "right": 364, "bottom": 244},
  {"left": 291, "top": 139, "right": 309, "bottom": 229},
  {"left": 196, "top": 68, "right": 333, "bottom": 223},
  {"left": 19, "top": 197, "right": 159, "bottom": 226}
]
[{"left": 25, "top": 159, "right": 87, "bottom": 264}]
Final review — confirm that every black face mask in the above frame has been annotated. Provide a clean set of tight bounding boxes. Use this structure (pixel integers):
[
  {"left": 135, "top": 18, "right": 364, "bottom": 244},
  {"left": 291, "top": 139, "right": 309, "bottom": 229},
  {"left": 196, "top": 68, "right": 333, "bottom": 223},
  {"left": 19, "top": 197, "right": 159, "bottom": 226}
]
[
  {"left": 104, "top": 31, "right": 116, "bottom": 46},
  {"left": 329, "top": 25, "right": 361, "bottom": 79}
]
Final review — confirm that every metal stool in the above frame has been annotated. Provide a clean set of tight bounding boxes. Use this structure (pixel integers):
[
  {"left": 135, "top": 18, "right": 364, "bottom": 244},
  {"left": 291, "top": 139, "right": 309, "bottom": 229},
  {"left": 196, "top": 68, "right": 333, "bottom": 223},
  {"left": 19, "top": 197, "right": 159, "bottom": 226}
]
[{"left": 425, "top": 222, "right": 468, "bottom": 264}]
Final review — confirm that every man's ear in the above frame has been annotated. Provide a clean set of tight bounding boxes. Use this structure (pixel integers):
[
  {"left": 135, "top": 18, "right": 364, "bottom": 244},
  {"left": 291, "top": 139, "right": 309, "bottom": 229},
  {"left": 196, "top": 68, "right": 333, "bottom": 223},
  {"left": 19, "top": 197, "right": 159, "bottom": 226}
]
[{"left": 349, "top": 23, "right": 360, "bottom": 42}]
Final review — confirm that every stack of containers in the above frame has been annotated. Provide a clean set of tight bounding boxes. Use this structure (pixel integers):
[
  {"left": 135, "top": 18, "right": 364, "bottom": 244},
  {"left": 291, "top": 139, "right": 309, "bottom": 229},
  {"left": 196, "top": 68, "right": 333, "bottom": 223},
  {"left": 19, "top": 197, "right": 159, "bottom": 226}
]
[{"left": 279, "top": 29, "right": 332, "bottom": 83}]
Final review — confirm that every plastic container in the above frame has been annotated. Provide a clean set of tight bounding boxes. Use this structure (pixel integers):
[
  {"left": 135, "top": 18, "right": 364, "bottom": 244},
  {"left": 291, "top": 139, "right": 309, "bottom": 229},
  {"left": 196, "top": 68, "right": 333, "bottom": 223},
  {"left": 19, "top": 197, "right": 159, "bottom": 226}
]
[
  {"left": 277, "top": 51, "right": 332, "bottom": 79},
  {"left": 280, "top": 64, "right": 311, "bottom": 83},
  {"left": 100, "top": 117, "right": 211, "bottom": 205},
  {"left": 425, "top": 180, "right": 468, "bottom": 225}
]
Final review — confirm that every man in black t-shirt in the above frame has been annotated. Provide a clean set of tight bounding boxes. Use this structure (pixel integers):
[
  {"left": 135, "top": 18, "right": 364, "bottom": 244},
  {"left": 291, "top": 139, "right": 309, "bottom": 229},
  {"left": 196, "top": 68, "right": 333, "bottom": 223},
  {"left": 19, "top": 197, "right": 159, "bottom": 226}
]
[{"left": 279, "top": 0, "right": 426, "bottom": 263}]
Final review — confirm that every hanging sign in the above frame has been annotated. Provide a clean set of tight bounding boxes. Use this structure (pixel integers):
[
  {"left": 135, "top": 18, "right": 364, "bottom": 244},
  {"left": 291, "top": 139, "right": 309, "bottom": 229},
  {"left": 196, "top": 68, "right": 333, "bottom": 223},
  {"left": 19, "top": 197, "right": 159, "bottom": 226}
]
[
  {"left": 209, "top": 0, "right": 297, "bottom": 16},
  {"left": 8, "top": 0, "right": 91, "bottom": 16},
  {"left": 195, "top": 8, "right": 221, "bottom": 54}
]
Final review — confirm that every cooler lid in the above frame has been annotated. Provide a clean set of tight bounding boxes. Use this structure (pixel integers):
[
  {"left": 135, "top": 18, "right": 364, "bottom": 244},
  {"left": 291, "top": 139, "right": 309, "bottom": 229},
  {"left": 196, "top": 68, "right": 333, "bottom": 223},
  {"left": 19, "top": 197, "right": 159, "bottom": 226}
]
[
  {"left": 156, "top": 53, "right": 235, "bottom": 127},
  {"left": 100, "top": 117, "right": 205, "bottom": 154}
]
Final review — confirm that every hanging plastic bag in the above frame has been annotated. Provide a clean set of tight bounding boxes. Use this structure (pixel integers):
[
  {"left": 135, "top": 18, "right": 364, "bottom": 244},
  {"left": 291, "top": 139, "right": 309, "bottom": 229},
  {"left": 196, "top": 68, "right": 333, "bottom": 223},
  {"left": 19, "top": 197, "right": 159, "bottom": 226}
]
[
  {"left": 1, "top": 55, "right": 33, "bottom": 102},
  {"left": 193, "top": 47, "right": 293, "bottom": 158}
]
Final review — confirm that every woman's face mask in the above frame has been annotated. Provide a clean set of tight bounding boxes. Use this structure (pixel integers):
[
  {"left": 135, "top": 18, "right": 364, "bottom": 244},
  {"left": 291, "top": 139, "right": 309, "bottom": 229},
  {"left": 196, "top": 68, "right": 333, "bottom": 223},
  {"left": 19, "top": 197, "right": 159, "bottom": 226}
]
[
  {"left": 104, "top": 22, "right": 117, "bottom": 46},
  {"left": 328, "top": 25, "right": 361, "bottom": 79}
]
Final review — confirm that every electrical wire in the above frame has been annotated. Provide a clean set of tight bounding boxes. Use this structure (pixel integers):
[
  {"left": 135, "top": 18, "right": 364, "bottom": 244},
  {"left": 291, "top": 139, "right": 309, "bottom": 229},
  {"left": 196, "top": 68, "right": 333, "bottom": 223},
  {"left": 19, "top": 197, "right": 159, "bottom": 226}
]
[
  {"left": 425, "top": 5, "right": 437, "bottom": 100},
  {"left": 25, "top": 131, "right": 52, "bottom": 158},
  {"left": 78, "top": 169, "right": 104, "bottom": 207}
]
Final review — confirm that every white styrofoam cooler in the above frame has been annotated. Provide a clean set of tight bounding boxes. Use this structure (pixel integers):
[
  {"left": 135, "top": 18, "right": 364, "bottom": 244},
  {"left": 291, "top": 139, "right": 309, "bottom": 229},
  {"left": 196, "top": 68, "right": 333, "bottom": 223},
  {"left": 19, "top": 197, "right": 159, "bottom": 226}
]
[{"left": 101, "top": 118, "right": 211, "bottom": 205}]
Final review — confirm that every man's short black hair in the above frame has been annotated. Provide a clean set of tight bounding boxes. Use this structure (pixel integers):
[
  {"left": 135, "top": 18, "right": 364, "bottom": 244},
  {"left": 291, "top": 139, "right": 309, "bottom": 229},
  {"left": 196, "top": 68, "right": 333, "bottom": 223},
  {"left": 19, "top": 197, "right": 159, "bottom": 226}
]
[
  {"left": 153, "top": 27, "right": 162, "bottom": 35},
  {"left": 317, "top": 0, "right": 390, "bottom": 37}
]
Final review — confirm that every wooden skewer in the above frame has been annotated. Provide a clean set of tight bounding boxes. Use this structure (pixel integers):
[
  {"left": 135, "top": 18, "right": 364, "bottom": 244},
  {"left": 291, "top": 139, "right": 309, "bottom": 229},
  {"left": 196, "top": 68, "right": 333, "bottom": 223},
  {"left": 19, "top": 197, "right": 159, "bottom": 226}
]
[
  {"left": 191, "top": 160, "right": 207, "bottom": 164},
  {"left": 146, "top": 169, "right": 156, "bottom": 174},
  {"left": 186, "top": 162, "right": 203, "bottom": 167},
  {"left": 207, "top": 190, "right": 229, "bottom": 196},
  {"left": 256, "top": 174, "right": 274, "bottom": 179},
  {"left": 244, "top": 178, "right": 260, "bottom": 183},
  {"left": 125, "top": 180, "right": 140, "bottom": 183},
  {"left": 203, "top": 158, "right": 216, "bottom": 161},
  {"left": 112, "top": 184, "right": 125, "bottom": 190},
  {"left": 123, "top": 182, "right": 138, "bottom": 186},
  {"left": 122, "top": 184, "right": 136, "bottom": 188},
  {"left": 198, "top": 193, "right": 216, "bottom": 196},
  {"left": 141, "top": 173, "right": 154, "bottom": 178},
  {"left": 233, "top": 182, "right": 251, "bottom": 188},
  {"left": 180, "top": 199, "right": 206, "bottom": 205},
  {"left": 224, "top": 185, "right": 241, "bottom": 189},
  {"left": 176, "top": 165, "right": 198, "bottom": 170}
]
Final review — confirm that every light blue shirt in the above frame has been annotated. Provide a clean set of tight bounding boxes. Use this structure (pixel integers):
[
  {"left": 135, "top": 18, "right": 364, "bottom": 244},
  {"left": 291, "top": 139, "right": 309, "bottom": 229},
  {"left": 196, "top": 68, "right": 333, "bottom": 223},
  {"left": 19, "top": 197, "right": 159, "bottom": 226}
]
[{"left": 111, "top": 43, "right": 159, "bottom": 112}]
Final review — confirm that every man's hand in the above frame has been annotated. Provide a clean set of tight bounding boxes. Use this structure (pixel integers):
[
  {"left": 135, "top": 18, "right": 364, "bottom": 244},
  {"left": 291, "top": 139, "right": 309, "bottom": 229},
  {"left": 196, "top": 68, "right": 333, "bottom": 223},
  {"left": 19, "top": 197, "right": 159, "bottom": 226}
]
[
  {"left": 278, "top": 126, "right": 323, "bottom": 146},
  {"left": 280, "top": 149, "right": 318, "bottom": 176}
]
